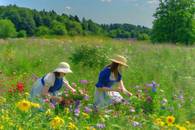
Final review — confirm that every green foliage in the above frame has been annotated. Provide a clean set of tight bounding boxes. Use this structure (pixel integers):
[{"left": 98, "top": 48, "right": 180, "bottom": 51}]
[
  {"left": 69, "top": 45, "right": 109, "bottom": 68},
  {"left": 152, "top": 0, "right": 195, "bottom": 45},
  {"left": 35, "top": 26, "right": 49, "bottom": 36},
  {"left": 66, "top": 20, "right": 83, "bottom": 36},
  {"left": 17, "top": 30, "right": 27, "bottom": 38},
  {"left": 51, "top": 20, "right": 67, "bottom": 35},
  {"left": 0, "top": 19, "right": 16, "bottom": 38}
]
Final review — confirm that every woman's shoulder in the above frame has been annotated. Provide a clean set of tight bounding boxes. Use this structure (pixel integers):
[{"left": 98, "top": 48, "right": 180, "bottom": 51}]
[
  {"left": 44, "top": 72, "right": 55, "bottom": 81},
  {"left": 101, "top": 67, "right": 111, "bottom": 73}
]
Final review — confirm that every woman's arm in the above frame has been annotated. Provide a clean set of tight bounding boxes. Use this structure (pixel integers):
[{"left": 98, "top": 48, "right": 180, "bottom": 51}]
[
  {"left": 41, "top": 86, "right": 61, "bottom": 102},
  {"left": 64, "top": 81, "right": 76, "bottom": 93},
  {"left": 119, "top": 80, "right": 132, "bottom": 96}
]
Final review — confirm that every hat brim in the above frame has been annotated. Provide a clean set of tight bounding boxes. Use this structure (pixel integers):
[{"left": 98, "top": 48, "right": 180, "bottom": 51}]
[
  {"left": 110, "top": 59, "right": 128, "bottom": 67},
  {"left": 53, "top": 68, "right": 72, "bottom": 73}
]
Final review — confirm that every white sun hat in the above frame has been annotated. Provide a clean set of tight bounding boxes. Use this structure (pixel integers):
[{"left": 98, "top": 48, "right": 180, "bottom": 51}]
[{"left": 53, "top": 62, "right": 72, "bottom": 73}]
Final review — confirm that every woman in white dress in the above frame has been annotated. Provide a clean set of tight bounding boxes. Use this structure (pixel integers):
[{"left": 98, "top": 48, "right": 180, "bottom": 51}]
[{"left": 30, "top": 62, "right": 76, "bottom": 105}]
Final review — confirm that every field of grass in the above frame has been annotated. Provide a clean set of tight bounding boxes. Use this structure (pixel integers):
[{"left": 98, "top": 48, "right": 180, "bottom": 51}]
[{"left": 0, "top": 37, "right": 195, "bottom": 130}]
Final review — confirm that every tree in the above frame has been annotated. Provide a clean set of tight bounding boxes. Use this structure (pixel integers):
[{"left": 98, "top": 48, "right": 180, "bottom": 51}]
[
  {"left": 0, "top": 19, "right": 16, "bottom": 38},
  {"left": 152, "top": 0, "right": 195, "bottom": 45},
  {"left": 35, "top": 26, "right": 49, "bottom": 36},
  {"left": 51, "top": 20, "right": 67, "bottom": 35},
  {"left": 17, "top": 30, "right": 27, "bottom": 37}
]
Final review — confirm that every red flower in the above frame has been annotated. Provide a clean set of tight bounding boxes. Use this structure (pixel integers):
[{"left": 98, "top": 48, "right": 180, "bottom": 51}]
[{"left": 17, "top": 82, "right": 24, "bottom": 92}]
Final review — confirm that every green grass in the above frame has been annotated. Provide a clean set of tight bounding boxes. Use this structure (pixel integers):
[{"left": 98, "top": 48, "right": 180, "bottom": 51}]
[{"left": 0, "top": 37, "right": 195, "bottom": 130}]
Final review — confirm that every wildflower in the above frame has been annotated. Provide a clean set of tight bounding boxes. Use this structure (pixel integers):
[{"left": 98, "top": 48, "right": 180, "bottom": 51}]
[
  {"left": 154, "top": 118, "right": 165, "bottom": 127},
  {"left": 86, "top": 126, "right": 96, "bottom": 130},
  {"left": 16, "top": 99, "right": 31, "bottom": 112},
  {"left": 50, "top": 116, "right": 64, "bottom": 129},
  {"left": 30, "top": 102, "right": 41, "bottom": 108},
  {"left": 132, "top": 121, "right": 140, "bottom": 127},
  {"left": 84, "top": 95, "right": 90, "bottom": 101},
  {"left": 0, "top": 96, "right": 6, "bottom": 105},
  {"left": 79, "top": 80, "right": 88, "bottom": 85},
  {"left": 82, "top": 112, "right": 90, "bottom": 119},
  {"left": 176, "top": 125, "right": 187, "bottom": 130},
  {"left": 64, "top": 108, "right": 70, "bottom": 114},
  {"left": 84, "top": 106, "right": 92, "bottom": 113},
  {"left": 96, "top": 123, "right": 105, "bottom": 129},
  {"left": 130, "top": 107, "right": 135, "bottom": 113},
  {"left": 74, "top": 108, "right": 80, "bottom": 117},
  {"left": 50, "top": 103, "right": 55, "bottom": 109},
  {"left": 67, "top": 122, "right": 77, "bottom": 130},
  {"left": 45, "top": 109, "right": 51, "bottom": 116},
  {"left": 185, "top": 121, "right": 190, "bottom": 125},
  {"left": 43, "top": 98, "right": 49, "bottom": 103},
  {"left": 146, "top": 81, "right": 159, "bottom": 92},
  {"left": 24, "top": 92, "right": 30, "bottom": 97},
  {"left": 161, "top": 98, "right": 168, "bottom": 105},
  {"left": 0, "top": 124, "right": 3, "bottom": 130},
  {"left": 166, "top": 116, "right": 175, "bottom": 126},
  {"left": 17, "top": 82, "right": 24, "bottom": 92}
]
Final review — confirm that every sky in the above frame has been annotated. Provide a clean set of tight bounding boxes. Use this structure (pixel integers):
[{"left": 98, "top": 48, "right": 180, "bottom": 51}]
[{"left": 0, "top": 0, "right": 159, "bottom": 28}]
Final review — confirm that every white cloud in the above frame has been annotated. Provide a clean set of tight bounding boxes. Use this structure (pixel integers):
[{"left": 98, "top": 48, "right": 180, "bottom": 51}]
[
  {"left": 65, "top": 6, "right": 71, "bottom": 10},
  {"left": 100, "top": 0, "right": 112, "bottom": 3}
]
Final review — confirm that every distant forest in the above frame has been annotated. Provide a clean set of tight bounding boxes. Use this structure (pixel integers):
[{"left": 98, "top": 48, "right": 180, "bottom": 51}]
[{"left": 0, "top": 5, "right": 151, "bottom": 40}]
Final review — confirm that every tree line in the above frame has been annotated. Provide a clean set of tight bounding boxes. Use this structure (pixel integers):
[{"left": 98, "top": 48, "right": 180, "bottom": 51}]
[{"left": 0, "top": 5, "right": 150, "bottom": 40}]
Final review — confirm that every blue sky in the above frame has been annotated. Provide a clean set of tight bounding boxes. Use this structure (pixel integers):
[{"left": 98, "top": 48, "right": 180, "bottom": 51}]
[{"left": 0, "top": 0, "right": 159, "bottom": 28}]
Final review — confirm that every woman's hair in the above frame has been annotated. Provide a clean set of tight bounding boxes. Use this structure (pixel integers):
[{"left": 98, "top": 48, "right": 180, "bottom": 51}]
[
  {"left": 54, "top": 72, "right": 61, "bottom": 78},
  {"left": 107, "top": 62, "right": 119, "bottom": 79}
]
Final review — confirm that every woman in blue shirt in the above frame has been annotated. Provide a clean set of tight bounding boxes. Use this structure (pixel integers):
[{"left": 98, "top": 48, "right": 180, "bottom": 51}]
[{"left": 94, "top": 55, "right": 132, "bottom": 108}]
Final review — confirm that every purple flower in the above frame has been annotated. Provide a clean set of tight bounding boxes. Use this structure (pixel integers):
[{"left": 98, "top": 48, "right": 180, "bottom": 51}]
[
  {"left": 75, "top": 100, "right": 81, "bottom": 108},
  {"left": 74, "top": 108, "right": 80, "bottom": 117},
  {"left": 132, "top": 121, "right": 140, "bottom": 127},
  {"left": 96, "top": 123, "right": 105, "bottom": 129},
  {"left": 84, "top": 95, "right": 90, "bottom": 101},
  {"left": 84, "top": 106, "right": 92, "bottom": 113},
  {"left": 79, "top": 80, "right": 89, "bottom": 85},
  {"left": 50, "top": 103, "right": 55, "bottom": 109},
  {"left": 146, "top": 81, "right": 159, "bottom": 92}
]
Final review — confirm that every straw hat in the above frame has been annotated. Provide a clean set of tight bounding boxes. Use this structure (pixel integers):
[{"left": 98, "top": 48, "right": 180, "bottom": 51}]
[
  {"left": 53, "top": 62, "right": 72, "bottom": 73},
  {"left": 110, "top": 55, "right": 128, "bottom": 67}
]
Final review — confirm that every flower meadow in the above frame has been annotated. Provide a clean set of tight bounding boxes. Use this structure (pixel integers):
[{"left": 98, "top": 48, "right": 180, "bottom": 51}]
[{"left": 0, "top": 37, "right": 195, "bottom": 130}]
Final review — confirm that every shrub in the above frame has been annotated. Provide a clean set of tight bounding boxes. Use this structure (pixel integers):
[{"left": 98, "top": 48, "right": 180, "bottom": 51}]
[{"left": 69, "top": 45, "right": 109, "bottom": 68}]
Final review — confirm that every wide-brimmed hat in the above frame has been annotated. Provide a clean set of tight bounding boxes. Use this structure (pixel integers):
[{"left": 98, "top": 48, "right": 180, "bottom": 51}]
[
  {"left": 53, "top": 62, "right": 72, "bottom": 73},
  {"left": 109, "top": 55, "right": 128, "bottom": 67}
]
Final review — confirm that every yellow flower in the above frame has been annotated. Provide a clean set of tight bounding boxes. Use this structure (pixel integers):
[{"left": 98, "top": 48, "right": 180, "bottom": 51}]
[
  {"left": 50, "top": 116, "right": 64, "bottom": 129},
  {"left": 166, "top": 116, "right": 175, "bottom": 126},
  {"left": 30, "top": 102, "right": 41, "bottom": 108},
  {"left": 82, "top": 112, "right": 90, "bottom": 119},
  {"left": 86, "top": 126, "right": 96, "bottom": 130},
  {"left": 16, "top": 99, "right": 31, "bottom": 112},
  {"left": 176, "top": 125, "right": 187, "bottom": 130},
  {"left": 67, "top": 122, "right": 77, "bottom": 130},
  {"left": 24, "top": 92, "right": 30, "bottom": 97},
  {"left": 0, "top": 124, "right": 4, "bottom": 130},
  {"left": 154, "top": 118, "right": 165, "bottom": 127},
  {"left": 45, "top": 109, "right": 51, "bottom": 116},
  {"left": 0, "top": 96, "right": 6, "bottom": 105},
  {"left": 64, "top": 108, "right": 70, "bottom": 114},
  {"left": 185, "top": 121, "right": 190, "bottom": 125}
]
